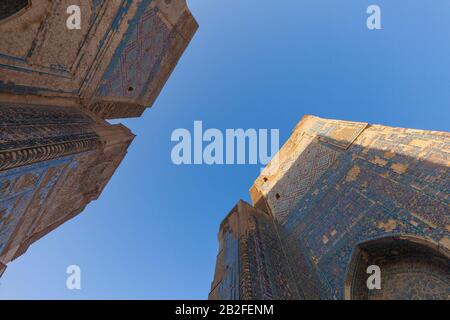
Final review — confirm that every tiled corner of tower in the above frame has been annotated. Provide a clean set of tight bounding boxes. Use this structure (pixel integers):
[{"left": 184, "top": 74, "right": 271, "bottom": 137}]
[
  {"left": 0, "top": 103, "right": 135, "bottom": 274},
  {"left": 209, "top": 200, "right": 300, "bottom": 300},
  {"left": 85, "top": 0, "right": 199, "bottom": 119}
]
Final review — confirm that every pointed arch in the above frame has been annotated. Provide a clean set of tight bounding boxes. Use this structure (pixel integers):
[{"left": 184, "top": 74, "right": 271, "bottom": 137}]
[{"left": 344, "top": 236, "right": 450, "bottom": 300}]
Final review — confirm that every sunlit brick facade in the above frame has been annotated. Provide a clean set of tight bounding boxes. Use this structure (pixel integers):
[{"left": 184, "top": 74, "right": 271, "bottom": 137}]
[
  {"left": 210, "top": 115, "right": 450, "bottom": 300},
  {"left": 0, "top": 0, "right": 197, "bottom": 277}
]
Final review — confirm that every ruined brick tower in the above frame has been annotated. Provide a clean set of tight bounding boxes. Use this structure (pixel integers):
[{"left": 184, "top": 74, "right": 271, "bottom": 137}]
[
  {"left": 210, "top": 115, "right": 450, "bottom": 300},
  {"left": 0, "top": 0, "right": 197, "bottom": 277}
]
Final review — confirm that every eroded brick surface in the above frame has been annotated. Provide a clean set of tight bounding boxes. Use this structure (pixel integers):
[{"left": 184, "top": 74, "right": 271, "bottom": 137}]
[
  {"left": 0, "top": 0, "right": 197, "bottom": 276},
  {"left": 211, "top": 115, "right": 450, "bottom": 300}
]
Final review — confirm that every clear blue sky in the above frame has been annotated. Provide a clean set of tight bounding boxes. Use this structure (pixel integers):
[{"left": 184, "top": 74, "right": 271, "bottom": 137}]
[{"left": 0, "top": 0, "right": 449, "bottom": 299}]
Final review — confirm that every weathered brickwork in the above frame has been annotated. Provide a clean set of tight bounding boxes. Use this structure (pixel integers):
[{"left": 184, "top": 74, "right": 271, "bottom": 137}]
[
  {"left": 349, "top": 237, "right": 449, "bottom": 300},
  {"left": 0, "top": 154, "right": 82, "bottom": 254},
  {"left": 212, "top": 115, "right": 450, "bottom": 300},
  {"left": 250, "top": 117, "right": 368, "bottom": 224},
  {"left": 0, "top": 103, "right": 99, "bottom": 171},
  {"left": 0, "top": 102, "right": 134, "bottom": 272},
  {"left": 97, "top": 3, "right": 170, "bottom": 99},
  {"left": 209, "top": 201, "right": 299, "bottom": 300},
  {"left": 0, "top": 0, "right": 197, "bottom": 119},
  {"left": 0, "top": 0, "right": 197, "bottom": 277}
]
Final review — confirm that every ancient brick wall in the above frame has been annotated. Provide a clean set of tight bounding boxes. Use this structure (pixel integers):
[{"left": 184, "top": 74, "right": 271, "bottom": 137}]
[
  {"left": 0, "top": 103, "right": 100, "bottom": 171},
  {"left": 209, "top": 201, "right": 299, "bottom": 300},
  {"left": 214, "top": 115, "right": 450, "bottom": 300},
  {"left": 0, "top": 103, "right": 134, "bottom": 272},
  {"left": 0, "top": 0, "right": 197, "bottom": 277},
  {"left": 0, "top": 0, "right": 198, "bottom": 119}
]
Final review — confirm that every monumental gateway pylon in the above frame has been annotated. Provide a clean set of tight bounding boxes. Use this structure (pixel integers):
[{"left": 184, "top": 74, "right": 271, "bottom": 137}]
[
  {"left": 0, "top": 0, "right": 197, "bottom": 277},
  {"left": 210, "top": 115, "right": 450, "bottom": 300}
]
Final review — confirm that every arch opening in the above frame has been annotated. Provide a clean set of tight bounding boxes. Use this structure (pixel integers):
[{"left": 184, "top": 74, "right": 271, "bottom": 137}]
[{"left": 345, "top": 237, "right": 450, "bottom": 300}]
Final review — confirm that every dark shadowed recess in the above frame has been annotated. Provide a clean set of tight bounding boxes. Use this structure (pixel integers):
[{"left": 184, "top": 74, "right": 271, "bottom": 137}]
[{"left": 0, "top": 0, "right": 30, "bottom": 21}]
